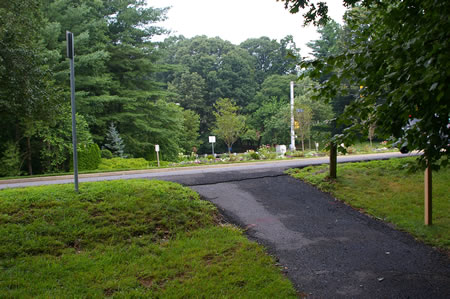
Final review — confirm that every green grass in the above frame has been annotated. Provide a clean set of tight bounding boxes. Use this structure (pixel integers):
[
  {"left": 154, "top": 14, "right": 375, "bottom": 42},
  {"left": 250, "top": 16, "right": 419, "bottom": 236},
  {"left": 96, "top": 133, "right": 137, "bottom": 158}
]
[
  {"left": 286, "top": 158, "right": 450, "bottom": 251},
  {"left": 0, "top": 180, "right": 297, "bottom": 298}
]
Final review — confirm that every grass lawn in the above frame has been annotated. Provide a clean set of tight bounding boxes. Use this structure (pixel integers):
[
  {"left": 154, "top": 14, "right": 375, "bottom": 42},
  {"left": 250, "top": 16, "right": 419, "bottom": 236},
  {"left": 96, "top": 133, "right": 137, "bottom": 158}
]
[
  {"left": 286, "top": 157, "right": 450, "bottom": 251},
  {"left": 0, "top": 180, "right": 297, "bottom": 298}
]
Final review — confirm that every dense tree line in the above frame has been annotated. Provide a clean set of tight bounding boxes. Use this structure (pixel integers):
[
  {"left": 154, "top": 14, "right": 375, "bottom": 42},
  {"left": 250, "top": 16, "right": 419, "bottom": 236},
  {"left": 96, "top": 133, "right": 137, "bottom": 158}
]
[{"left": 1, "top": 0, "right": 372, "bottom": 177}]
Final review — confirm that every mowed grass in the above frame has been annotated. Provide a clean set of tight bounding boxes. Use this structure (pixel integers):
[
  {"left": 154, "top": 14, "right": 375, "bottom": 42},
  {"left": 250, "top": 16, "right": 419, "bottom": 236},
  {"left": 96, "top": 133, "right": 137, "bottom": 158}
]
[
  {"left": 286, "top": 158, "right": 450, "bottom": 251},
  {"left": 0, "top": 180, "right": 297, "bottom": 298}
]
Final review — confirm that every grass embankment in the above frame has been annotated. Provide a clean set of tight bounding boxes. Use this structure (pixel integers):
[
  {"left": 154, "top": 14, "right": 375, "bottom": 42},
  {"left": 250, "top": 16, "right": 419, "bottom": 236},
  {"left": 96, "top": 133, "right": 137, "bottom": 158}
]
[
  {"left": 0, "top": 180, "right": 297, "bottom": 298},
  {"left": 286, "top": 158, "right": 450, "bottom": 251}
]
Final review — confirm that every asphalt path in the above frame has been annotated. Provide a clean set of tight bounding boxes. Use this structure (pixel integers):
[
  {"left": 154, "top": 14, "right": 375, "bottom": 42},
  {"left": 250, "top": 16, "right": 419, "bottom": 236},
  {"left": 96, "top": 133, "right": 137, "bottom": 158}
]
[
  {"left": 154, "top": 152, "right": 449, "bottom": 298},
  {"left": 1, "top": 152, "right": 449, "bottom": 297}
]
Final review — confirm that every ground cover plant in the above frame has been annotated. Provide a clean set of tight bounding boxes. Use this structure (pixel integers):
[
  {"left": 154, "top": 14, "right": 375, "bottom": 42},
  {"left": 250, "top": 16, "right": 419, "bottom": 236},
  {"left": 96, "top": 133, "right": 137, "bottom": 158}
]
[
  {"left": 0, "top": 180, "right": 297, "bottom": 297},
  {"left": 286, "top": 158, "right": 450, "bottom": 251}
]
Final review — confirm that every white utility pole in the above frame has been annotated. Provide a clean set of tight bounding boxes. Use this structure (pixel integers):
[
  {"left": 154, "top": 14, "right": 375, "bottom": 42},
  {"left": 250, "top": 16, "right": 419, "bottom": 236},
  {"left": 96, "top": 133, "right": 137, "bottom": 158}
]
[{"left": 290, "top": 81, "right": 295, "bottom": 151}]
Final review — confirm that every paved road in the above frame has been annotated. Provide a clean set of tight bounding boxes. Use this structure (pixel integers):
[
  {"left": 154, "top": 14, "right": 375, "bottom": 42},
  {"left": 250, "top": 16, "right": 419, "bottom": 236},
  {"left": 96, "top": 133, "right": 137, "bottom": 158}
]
[
  {"left": 0, "top": 152, "right": 413, "bottom": 189},
  {"left": 2, "top": 152, "right": 449, "bottom": 297}
]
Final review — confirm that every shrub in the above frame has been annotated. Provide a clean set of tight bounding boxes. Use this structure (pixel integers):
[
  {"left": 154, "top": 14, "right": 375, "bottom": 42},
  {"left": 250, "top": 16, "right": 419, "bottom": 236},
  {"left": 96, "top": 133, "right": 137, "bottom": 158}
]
[
  {"left": 207, "top": 155, "right": 214, "bottom": 160},
  {"left": 290, "top": 151, "right": 304, "bottom": 157},
  {"left": 250, "top": 151, "right": 260, "bottom": 160},
  {"left": 101, "top": 149, "right": 113, "bottom": 159},
  {"left": 97, "top": 157, "right": 149, "bottom": 170},
  {"left": 258, "top": 146, "right": 277, "bottom": 160},
  {"left": 73, "top": 144, "right": 102, "bottom": 171}
]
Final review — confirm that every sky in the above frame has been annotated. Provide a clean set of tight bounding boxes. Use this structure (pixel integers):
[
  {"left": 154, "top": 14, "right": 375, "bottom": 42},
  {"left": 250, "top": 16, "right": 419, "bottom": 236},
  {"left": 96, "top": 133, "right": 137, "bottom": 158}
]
[{"left": 147, "top": 0, "right": 347, "bottom": 57}]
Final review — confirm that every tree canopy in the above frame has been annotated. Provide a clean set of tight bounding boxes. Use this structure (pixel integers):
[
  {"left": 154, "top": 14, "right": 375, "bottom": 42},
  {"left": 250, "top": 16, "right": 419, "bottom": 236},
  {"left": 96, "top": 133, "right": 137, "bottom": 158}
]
[{"left": 281, "top": 0, "right": 449, "bottom": 169}]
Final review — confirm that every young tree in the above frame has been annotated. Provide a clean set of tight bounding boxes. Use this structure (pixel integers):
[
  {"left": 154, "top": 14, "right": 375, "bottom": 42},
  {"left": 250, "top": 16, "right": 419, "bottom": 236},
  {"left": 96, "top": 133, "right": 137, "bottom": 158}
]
[
  {"left": 180, "top": 109, "right": 201, "bottom": 154},
  {"left": 295, "top": 105, "right": 313, "bottom": 152},
  {"left": 104, "top": 123, "right": 126, "bottom": 158},
  {"left": 213, "top": 98, "right": 246, "bottom": 154}
]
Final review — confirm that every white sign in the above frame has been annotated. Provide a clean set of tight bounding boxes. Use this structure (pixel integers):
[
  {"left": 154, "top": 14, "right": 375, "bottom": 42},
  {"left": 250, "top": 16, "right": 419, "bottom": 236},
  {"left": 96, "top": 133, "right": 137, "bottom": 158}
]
[
  {"left": 155, "top": 144, "right": 160, "bottom": 152},
  {"left": 209, "top": 136, "right": 216, "bottom": 143},
  {"left": 276, "top": 145, "right": 287, "bottom": 155}
]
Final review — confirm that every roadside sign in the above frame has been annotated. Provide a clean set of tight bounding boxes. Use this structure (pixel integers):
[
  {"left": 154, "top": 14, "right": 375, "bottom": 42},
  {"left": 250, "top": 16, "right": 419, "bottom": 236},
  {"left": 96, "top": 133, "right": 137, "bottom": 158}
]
[
  {"left": 155, "top": 144, "right": 160, "bottom": 167},
  {"left": 209, "top": 136, "right": 216, "bottom": 143},
  {"left": 296, "top": 108, "right": 304, "bottom": 113}
]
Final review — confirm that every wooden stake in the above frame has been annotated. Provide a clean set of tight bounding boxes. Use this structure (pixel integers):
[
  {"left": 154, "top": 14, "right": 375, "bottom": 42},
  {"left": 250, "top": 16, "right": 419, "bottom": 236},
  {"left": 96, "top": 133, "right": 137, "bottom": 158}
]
[
  {"left": 330, "top": 143, "right": 337, "bottom": 179},
  {"left": 424, "top": 163, "right": 432, "bottom": 225}
]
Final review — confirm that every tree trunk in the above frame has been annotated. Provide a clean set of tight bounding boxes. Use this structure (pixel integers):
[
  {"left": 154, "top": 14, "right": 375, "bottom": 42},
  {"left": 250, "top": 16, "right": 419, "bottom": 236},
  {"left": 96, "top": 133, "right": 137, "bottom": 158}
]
[
  {"left": 424, "top": 160, "right": 432, "bottom": 225},
  {"left": 27, "top": 136, "right": 33, "bottom": 175},
  {"left": 329, "top": 142, "right": 337, "bottom": 179}
]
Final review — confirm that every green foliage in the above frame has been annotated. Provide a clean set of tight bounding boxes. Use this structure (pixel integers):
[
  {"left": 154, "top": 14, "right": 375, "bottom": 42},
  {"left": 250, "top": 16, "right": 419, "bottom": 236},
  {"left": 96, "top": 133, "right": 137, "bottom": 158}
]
[
  {"left": 77, "top": 144, "right": 101, "bottom": 171},
  {"left": 261, "top": 105, "right": 291, "bottom": 145},
  {"left": 104, "top": 122, "right": 125, "bottom": 158},
  {"left": 288, "top": 0, "right": 450, "bottom": 169},
  {"left": 0, "top": 0, "right": 62, "bottom": 175},
  {"left": 39, "top": 109, "right": 93, "bottom": 173},
  {"left": 240, "top": 36, "right": 300, "bottom": 85},
  {"left": 100, "top": 149, "right": 113, "bottom": 159},
  {"left": 287, "top": 158, "right": 450, "bottom": 249},
  {"left": 213, "top": 98, "right": 246, "bottom": 153},
  {"left": 40, "top": 0, "right": 170, "bottom": 157},
  {"left": 0, "top": 142, "right": 21, "bottom": 177},
  {"left": 97, "top": 158, "right": 149, "bottom": 170},
  {"left": 249, "top": 151, "right": 260, "bottom": 160},
  {"left": 0, "top": 180, "right": 296, "bottom": 297},
  {"left": 258, "top": 146, "right": 277, "bottom": 160},
  {"left": 180, "top": 109, "right": 201, "bottom": 154}
]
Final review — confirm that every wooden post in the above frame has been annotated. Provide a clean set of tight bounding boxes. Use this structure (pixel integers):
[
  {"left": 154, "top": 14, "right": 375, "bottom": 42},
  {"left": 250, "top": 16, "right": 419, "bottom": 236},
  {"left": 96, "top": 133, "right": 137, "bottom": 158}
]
[
  {"left": 330, "top": 143, "right": 337, "bottom": 179},
  {"left": 424, "top": 163, "right": 432, "bottom": 225}
]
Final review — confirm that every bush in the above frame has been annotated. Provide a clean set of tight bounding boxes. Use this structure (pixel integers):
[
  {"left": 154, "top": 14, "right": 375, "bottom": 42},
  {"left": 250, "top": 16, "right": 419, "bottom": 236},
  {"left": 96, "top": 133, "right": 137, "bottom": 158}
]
[
  {"left": 258, "top": 146, "right": 277, "bottom": 160},
  {"left": 250, "top": 151, "right": 260, "bottom": 160},
  {"left": 207, "top": 155, "right": 214, "bottom": 160},
  {"left": 289, "top": 151, "right": 304, "bottom": 157},
  {"left": 71, "top": 144, "right": 102, "bottom": 171},
  {"left": 101, "top": 149, "right": 113, "bottom": 159},
  {"left": 97, "top": 157, "right": 149, "bottom": 170}
]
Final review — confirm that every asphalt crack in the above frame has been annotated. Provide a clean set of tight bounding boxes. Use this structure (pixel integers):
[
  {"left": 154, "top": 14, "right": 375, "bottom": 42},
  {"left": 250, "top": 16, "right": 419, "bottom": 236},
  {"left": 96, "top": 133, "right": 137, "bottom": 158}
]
[{"left": 182, "top": 173, "right": 288, "bottom": 187}]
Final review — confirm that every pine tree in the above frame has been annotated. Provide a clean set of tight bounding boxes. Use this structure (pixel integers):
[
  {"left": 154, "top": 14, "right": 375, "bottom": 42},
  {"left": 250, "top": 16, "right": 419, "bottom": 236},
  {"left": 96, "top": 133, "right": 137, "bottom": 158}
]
[{"left": 104, "top": 123, "right": 125, "bottom": 158}]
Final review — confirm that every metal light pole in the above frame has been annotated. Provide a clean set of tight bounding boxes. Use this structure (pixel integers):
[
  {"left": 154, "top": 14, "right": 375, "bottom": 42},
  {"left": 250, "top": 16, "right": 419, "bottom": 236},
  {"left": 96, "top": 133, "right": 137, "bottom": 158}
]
[
  {"left": 67, "top": 31, "right": 79, "bottom": 192},
  {"left": 290, "top": 81, "right": 295, "bottom": 151}
]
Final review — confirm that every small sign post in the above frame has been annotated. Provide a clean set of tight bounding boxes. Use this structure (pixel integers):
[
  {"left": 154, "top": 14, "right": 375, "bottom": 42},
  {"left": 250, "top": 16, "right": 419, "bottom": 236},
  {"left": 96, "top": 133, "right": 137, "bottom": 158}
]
[
  {"left": 209, "top": 136, "right": 216, "bottom": 156},
  {"left": 155, "top": 144, "right": 160, "bottom": 167},
  {"left": 67, "top": 31, "right": 78, "bottom": 192}
]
